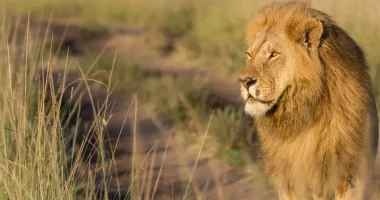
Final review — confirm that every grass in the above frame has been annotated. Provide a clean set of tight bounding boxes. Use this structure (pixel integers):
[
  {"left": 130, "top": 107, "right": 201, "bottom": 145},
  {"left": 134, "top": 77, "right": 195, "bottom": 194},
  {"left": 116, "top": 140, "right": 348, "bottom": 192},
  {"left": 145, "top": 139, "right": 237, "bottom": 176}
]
[
  {"left": 1, "top": 0, "right": 380, "bottom": 199},
  {"left": 0, "top": 23, "right": 77, "bottom": 199},
  {"left": 0, "top": 16, "right": 132, "bottom": 199}
]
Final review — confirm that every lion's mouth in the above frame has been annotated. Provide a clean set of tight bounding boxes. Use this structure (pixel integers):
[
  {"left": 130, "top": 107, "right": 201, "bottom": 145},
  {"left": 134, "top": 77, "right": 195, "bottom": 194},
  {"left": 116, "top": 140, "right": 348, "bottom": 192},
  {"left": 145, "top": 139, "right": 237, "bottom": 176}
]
[
  {"left": 245, "top": 95, "right": 274, "bottom": 105},
  {"left": 243, "top": 86, "right": 291, "bottom": 108}
]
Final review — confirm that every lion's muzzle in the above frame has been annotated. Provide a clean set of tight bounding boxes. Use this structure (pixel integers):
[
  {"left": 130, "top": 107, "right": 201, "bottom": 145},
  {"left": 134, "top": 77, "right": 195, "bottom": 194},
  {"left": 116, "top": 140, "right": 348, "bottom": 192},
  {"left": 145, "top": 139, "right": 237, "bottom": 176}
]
[{"left": 238, "top": 77, "right": 257, "bottom": 90}]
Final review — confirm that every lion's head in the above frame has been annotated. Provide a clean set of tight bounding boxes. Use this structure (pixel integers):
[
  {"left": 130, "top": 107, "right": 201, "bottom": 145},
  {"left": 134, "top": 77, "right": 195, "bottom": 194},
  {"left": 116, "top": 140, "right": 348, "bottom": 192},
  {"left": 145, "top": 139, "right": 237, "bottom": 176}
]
[{"left": 239, "top": 2, "right": 327, "bottom": 118}]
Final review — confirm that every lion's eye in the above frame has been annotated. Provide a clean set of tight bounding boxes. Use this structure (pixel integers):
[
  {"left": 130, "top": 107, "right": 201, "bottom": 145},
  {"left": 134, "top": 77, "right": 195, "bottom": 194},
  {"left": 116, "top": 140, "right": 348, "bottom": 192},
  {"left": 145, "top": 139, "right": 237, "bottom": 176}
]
[
  {"left": 246, "top": 51, "right": 252, "bottom": 60},
  {"left": 269, "top": 52, "right": 279, "bottom": 59}
]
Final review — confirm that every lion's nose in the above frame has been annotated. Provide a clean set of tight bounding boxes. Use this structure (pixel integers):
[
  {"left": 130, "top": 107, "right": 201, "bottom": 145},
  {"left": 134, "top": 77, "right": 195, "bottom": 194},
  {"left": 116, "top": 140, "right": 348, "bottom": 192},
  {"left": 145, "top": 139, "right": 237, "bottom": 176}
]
[{"left": 238, "top": 77, "right": 257, "bottom": 89}]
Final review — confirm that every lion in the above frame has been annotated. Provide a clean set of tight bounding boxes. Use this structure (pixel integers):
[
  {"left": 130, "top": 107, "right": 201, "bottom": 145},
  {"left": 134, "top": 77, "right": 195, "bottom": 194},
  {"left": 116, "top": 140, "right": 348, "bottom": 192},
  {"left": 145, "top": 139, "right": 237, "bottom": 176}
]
[{"left": 239, "top": 2, "right": 379, "bottom": 199}]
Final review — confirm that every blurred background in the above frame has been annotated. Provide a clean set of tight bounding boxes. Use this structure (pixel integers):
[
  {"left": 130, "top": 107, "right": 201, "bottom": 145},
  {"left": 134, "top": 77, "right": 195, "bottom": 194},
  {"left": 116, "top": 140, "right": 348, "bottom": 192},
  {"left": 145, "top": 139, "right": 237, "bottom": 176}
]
[{"left": 0, "top": 0, "right": 379, "bottom": 199}]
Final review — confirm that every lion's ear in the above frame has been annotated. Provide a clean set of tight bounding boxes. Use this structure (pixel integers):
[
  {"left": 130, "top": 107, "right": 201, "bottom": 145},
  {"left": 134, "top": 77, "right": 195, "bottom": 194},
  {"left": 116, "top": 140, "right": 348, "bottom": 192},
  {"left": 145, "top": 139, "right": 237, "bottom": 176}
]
[{"left": 295, "top": 18, "right": 323, "bottom": 51}]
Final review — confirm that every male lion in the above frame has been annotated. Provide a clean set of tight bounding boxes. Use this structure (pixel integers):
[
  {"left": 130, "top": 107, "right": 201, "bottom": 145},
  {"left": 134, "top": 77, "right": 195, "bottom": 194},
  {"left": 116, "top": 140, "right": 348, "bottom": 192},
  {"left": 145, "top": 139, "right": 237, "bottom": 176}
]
[{"left": 239, "top": 2, "right": 379, "bottom": 200}]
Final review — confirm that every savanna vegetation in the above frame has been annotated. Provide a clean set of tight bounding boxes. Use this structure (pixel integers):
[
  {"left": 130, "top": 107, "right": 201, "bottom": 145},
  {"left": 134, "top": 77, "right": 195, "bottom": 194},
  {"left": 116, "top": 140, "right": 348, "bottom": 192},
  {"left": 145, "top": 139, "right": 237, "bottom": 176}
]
[{"left": 1, "top": 0, "right": 379, "bottom": 199}]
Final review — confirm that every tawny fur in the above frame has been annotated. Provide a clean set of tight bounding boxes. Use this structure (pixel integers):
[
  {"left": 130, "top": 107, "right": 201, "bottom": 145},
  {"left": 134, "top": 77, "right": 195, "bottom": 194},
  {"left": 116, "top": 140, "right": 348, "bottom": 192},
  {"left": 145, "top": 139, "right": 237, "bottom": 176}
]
[{"left": 240, "top": 2, "right": 378, "bottom": 199}]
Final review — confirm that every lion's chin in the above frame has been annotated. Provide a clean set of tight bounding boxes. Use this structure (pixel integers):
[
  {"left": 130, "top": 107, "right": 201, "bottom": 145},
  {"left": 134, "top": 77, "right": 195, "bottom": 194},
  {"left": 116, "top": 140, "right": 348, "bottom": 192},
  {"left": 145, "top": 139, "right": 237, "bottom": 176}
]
[{"left": 244, "top": 101, "right": 271, "bottom": 118}]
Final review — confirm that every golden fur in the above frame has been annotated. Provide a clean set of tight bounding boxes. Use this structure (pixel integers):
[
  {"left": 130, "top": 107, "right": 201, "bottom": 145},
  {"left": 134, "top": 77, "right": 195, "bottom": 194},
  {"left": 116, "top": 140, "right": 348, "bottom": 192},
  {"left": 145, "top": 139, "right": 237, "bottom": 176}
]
[{"left": 239, "top": 2, "right": 378, "bottom": 199}]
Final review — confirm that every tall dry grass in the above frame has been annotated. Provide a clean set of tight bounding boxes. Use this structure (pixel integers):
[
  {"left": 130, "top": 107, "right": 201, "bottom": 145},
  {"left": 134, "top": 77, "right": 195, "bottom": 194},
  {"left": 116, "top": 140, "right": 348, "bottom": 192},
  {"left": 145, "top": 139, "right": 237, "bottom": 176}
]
[
  {"left": 0, "top": 13, "right": 77, "bottom": 199},
  {"left": 0, "top": 14, "right": 128, "bottom": 199}
]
